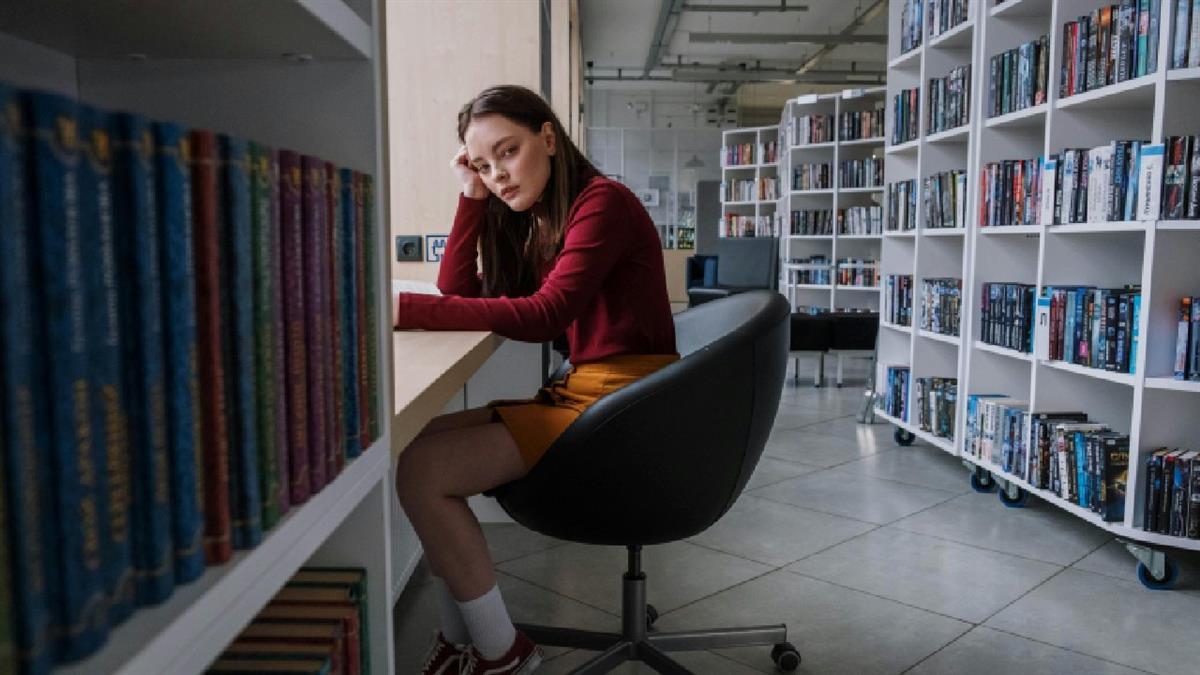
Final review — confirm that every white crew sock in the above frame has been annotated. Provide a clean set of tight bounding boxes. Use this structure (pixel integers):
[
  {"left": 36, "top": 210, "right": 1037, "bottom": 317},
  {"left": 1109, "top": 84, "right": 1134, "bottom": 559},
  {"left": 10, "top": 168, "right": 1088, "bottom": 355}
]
[
  {"left": 457, "top": 584, "right": 517, "bottom": 660},
  {"left": 433, "top": 577, "right": 470, "bottom": 645}
]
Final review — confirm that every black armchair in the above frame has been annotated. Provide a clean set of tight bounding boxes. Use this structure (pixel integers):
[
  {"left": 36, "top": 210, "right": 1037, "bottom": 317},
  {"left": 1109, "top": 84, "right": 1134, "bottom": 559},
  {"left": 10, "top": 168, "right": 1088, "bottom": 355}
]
[{"left": 487, "top": 291, "right": 800, "bottom": 673}]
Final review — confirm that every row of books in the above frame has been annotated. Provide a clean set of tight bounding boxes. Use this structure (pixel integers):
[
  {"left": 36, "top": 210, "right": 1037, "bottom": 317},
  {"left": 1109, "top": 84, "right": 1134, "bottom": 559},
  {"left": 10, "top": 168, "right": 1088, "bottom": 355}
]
[
  {"left": 927, "top": 0, "right": 969, "bottom": 40},
  {"left": 790, "top": 209, "right": 833, "bottom": 235},
  {"left": 792, "top": 163, "right": 832, "bottom": 191},
  {"left": 1162, "top": 135, "right": 1200, "bottom": 219},
  {"left": 839, "top": 156, "right": 884, "bottom": 188},
  {"left": 722, "top": 141, "right": 777, "bottom": 167},
  {"left": 787, "top": 255, "right": 832, "bottom": 285},
  {"left": 980, "top": 156, "right": 1045, "bottom": 227},
  {"left": 892, "top": 88, "right": 920, "bottom": 145},
  {"left": 885, "top": 274, "right": 915, "bottom": 326},
  {"left": 1174, "top": 296, "right": 1200, "bottom": 379},
  {"left": 964, "top": 398, "right": 1128, "bottom": 521},
  {"left": 927, "top": 65, "right": 971, "bottom": 135},
  {"left": 1169, "top": 0, "right": 1200, "bottom": 68},
  {"left": 915, "top": 377, "right": 957, "bottom": 440},
  {"left": 721, "top": 214, "right": 775, "bottom": 238},
  {"left": 839, "top": 108, "right": 885, "bottom": 141},
  {"left": 887, "top": 179, "right": 918, "bottom": 231},
  {"left": 920, "top": 278, "right": 962, "bottom": 337},
  {"left": 900, "top": 0, "right": 924, "bottom": 54},
  {"left": 788, "top": 114, "right": 834, "bottom": 146},
  {"left": 840, "top": 205, "right": 884, "bottom": 235},
  {"left": 722, "top": 177, "right": 778, "bottom": 202},
  {"left": 923, "top": 169, "right": 968, "bottom": 229},
  {"left": 0, "top": 87, "right": 383, "bottom": 674},
  {"left": 987, "top": 35, "right": 1050, "bottom": 119},
  {"left": 980, "top": 282, "right": 1036, "bottom": 354},
  {"left": 1034, "top": 286, "right": 1142, "bottom": 374},
  {"left": 1144, "top": 448, "right": 1200, "bottom": 538},
  {"left": 1059, "top": 2, "right": 1162, "bottom": 100},
  {"left": 1048, "top": 141, "right": 1147, "bottom": 224},
  {"left": 881, "top": 366, "right": 912, "bottom": 421},
  {"left": 208, "top": 567, "right": 370, "bottom": 675},
  {"left": 836, "top": 259, "right": 879, "bottom": 288}
]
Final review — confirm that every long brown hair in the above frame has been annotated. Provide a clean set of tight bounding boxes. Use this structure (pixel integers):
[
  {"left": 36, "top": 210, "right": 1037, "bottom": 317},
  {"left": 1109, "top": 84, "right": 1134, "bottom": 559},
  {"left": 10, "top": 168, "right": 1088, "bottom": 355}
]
[{"left": 457, "top": 85, "right": 598, "bottom": 298}]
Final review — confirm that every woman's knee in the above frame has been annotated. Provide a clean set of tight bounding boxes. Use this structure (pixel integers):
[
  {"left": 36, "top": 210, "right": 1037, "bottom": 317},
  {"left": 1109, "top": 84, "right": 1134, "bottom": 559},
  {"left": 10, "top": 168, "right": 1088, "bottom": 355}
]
[{"left": 395, "top": 436, "right": 437, "bottom": 504}]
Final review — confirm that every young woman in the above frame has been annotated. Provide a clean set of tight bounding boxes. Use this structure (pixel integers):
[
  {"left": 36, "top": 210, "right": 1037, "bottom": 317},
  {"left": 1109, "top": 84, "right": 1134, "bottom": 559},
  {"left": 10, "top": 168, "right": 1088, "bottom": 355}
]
[{"left": 393, "top": 85, "right": 678, "bottom": 675}]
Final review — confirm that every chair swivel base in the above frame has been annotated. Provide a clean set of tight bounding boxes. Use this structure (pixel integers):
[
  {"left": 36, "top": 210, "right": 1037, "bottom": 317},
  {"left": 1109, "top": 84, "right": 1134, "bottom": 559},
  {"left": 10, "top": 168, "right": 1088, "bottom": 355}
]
[{"left": 514, "top": 547, "right": 800, "bottom": 674}]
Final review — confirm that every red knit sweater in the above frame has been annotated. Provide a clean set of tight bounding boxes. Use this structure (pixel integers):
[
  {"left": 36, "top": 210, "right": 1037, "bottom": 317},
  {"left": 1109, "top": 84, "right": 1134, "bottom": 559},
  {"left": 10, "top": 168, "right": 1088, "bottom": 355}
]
[{"left": 393, "top": 176, "right": 678, "bottom": 364}]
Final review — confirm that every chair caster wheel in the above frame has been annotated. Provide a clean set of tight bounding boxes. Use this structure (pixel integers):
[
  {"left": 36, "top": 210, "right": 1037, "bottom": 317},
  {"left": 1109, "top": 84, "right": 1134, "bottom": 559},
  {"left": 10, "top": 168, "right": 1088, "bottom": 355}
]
[
  {"left": 771, "top": 642, "right": 801, "bottom": 672},
  {"left": 970, "top": 469, "right": 996, "bottom": 493},
  {"left": 646, "top": 604, "right": 659, "bottom": 630},
  {"left": 998, "top": 486, "right": 1029, "bottom": 508},
  {"left": 1137, "top": 559, "right": 1179, "bottom": 590},
  {"left": 894, "top": 428, "right": 915, "bottom": 446}
]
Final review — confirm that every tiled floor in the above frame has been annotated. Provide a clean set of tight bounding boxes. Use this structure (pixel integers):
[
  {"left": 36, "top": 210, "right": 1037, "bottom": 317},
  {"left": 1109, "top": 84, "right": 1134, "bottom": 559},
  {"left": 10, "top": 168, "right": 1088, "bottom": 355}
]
[{"left": 393, "top": 378, "right": 1200, "bottom": 674}]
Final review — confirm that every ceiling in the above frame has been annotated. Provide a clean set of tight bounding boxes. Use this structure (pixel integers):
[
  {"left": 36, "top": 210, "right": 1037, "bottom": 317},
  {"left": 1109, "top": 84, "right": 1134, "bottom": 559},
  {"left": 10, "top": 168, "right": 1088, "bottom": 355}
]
[{"left": 579, "top": 0, "right": 888, "bottom": 96}]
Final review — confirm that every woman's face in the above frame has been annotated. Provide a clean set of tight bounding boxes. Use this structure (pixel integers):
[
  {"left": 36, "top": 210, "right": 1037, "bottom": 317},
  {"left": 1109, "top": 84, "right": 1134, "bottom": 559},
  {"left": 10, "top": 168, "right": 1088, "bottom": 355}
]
[{"left": 464, "top": 114, "right": 556, "bottom": 213}]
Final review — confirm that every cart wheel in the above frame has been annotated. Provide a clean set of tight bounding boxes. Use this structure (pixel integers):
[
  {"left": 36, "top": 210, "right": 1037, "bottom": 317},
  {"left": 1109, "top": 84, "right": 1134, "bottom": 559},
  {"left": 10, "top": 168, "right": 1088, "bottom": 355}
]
[
  {"left": 894, "top": 428, "right": 915, "bottom": 446},
  {"left": 970, "top": 470, "right": 996, "bottom": 493},
  {"left": 645, "top": 604, "right": 659, "bottom": 630},
  {"left": 998, "top": 486, "right": 1029, "bottom": 508},
  {"left": 771, "top": 642, "right": 801, "bottom": 672},
  {"left": 1137, "top": 559, "right": 1179, "bottom": 590}
]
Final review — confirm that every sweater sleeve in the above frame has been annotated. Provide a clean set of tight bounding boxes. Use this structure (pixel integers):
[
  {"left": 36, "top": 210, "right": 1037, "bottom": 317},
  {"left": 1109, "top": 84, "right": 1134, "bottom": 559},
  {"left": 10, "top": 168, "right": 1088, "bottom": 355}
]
[
  {"left": 395, "top": 183, "right": 629, "bottom": 342},
  {"left": 436, "top": 193, "right": 487, "bottom": 297}
]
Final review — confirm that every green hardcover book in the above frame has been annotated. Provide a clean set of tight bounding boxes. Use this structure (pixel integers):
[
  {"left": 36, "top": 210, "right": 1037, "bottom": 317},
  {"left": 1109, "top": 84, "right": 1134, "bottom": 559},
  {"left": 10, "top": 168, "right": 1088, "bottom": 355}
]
[
  {"left": 361, "top": 175, "right": 380, "bottom": 446},
  {"left": 1, "top": 434, "right": 16, "bottom": 675},
  {"left": 248, "top": 142, "right": 280, "bottom": 530},
  {"left": 289, "top": 567, "right": 368, "bottom": 675}
]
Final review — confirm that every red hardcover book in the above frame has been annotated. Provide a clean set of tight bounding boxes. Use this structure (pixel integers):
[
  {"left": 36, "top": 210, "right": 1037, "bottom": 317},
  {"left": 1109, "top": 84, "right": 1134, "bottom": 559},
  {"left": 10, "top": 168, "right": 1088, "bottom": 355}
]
[
  {"left": 269, "top": 149, "right": 291, "bottom": 516},
  {"left": 301, "top": 156, "right": 329, "bottom": 493},
  {"left": 326, "top": 162, "right": 345, "bottom": 474},
  {"left": 279, "top": 150, "right": 311, "bottom": 504},
  {"left": 353, "top": 172, "right": 370, "bottom": 452},
  {"left": 190, "top": 130, "right": 232, "bottom": 564}
]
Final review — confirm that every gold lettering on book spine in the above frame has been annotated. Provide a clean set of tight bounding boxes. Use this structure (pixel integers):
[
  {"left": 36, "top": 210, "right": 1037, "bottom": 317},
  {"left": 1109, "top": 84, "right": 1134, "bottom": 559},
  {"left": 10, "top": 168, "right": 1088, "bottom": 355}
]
[
  {"left": 73, "top": 380, "right": 101, "bottom": 570},
  {"left": 149, "top": 381, "right": 169, "bottom": 506},
  {"left": 102, "top": 383, "right": 130, "bottom": 542},
  {"left": 15, "top": 388, "right": 45, "bottom": 592}
]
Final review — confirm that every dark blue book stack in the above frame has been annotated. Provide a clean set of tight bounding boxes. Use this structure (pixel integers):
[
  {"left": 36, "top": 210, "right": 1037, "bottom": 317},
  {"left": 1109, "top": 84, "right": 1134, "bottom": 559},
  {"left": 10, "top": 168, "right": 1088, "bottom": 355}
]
[
  {"left": 113, "top": 111, "right": 175, "bottom": 607},
  {"left": 220, "top": 135, "right": 263, "bottom": 550},
  {"left": 27, "top": 90, "right": 110, "bottom": 660},
  {"left": 0, "top": 83, "right": 57, "bottom": 675},
  {"left": 154, "top": 121, "right": 206, "bottom": 584},
  {"left": 338, "top": 168, "right": 362, "bottom": 460},
  {"left": 78, "top": 105, "right": 137, "bottom": 626}
]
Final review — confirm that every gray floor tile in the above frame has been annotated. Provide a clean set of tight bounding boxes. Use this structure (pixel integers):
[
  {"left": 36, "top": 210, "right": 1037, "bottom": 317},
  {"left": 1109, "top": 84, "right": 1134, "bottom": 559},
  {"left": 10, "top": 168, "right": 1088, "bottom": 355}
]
[
  {"left": 985, "top": 568, "right": 1200, "bottom": 675},
  {"left": 688, "top": 495, "right": 877, "bottom": 567},
  {"left": 771, "top": 408, "right": 841, "bottom": 430},
  {"left": 823, "top": 445, "right": 972, "bottom": 493},
  {"left": 750, "top": 471, "right": 959, "bottom": 525},
  {"left": 497, "top": 540, "right": 772, "bottom": 614},
  {"left": 483, "top": 523, "right": 570, "bottom": 564},
  {"left": 743, "top": 457, "right": 824, "bottom": 491},
  {"left": 800, "top": 417, "right": 897, "bottom": 442},
  {"left": 1072, "top": 539, "right": 1200, "bottom": 597},
  {"left": 764, "top": 428, "right": 892, "bottom": 468},
  {"left": 787, "top": 527, "right": 1061, "bottom": 623},
  {"left": 892, "top": 492, "right": 1114, "bottom": 566},
  {"left": 908, "top": 626, "right": 1146, "bottom": 675},
  {"left": 658, "top": 569, "right": 970, "bottom": 675},
  {"left": 539, "top": 648, "right": 768, "bottom": 675}
]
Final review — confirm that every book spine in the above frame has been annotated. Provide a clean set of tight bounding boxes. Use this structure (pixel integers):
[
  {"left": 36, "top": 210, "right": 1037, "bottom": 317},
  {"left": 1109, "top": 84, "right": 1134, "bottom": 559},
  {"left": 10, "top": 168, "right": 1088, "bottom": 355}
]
[
  {"left": 0, "top": 84, "right": 57, "bottom": 675},
  {"left": 1190, "top": 295, "right": 1200, "bottom": 379},
  {"left": 327, "top": 163, "right": 346, "bottom": 471},
  {"left": 301, "top": 156, "right": 330, "bottom": 492},
  {"left": 1188, "top": 456, "right": 1200, "bottom": 538},
  {"left": 354, "top": 173, "right": 371, "bottom": 454},
  {"left": 1171, "top": 457, "right": 1189, "bottom": 536},
  {"left": 220, "top": 135, "right": 263, "bottom": 550},
  {"left": 1188, "top": 135, "right": 1200, "bottom": 218},
  {"left": 189, "top": 130, "right": 233, "bottom": 565},
  {"left": 78, "top": 106, "right": 137, "bottom": 625},
  {"left": 338, "top": 169, "right": 362, "bottom": 459},
  {"left": 153, "top": 121, "right": 206, "bottom": 585},
  {"left": 0, "top": 436, "right": 14, "bottom": 674},
  {"left": 29, "top": 91, "right": 115, "bottom": 659},
  {"left": 269, "top": 150, "right": 291, "bottom": 515},
  {"left": 362, "top": 174, "right": 381, "bottom": 447},
  {"left": 1192, "top": 0, "right": 1200, "bottom": 67},
  {"left": 249, "top": 143, "right": 281, "bottom": 530},
  {"left": 321, "top": 162, "right": 339, "bottom": 479},
  {"left": 279, "top": 150, "right": 311, "bottom": 503}
]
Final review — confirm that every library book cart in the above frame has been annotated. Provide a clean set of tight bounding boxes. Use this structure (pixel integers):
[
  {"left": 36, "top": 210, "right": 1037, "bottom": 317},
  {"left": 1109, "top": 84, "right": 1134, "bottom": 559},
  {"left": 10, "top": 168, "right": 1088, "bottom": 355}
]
[
  {"left": 878, "top": 0, "right": 1200, "bottom": 591},
  {"left": 0, "top": 1, "right": 494, "bottom": 673},
  {"left": 719, "top": 123, "right": 781, "bottom": 239}
]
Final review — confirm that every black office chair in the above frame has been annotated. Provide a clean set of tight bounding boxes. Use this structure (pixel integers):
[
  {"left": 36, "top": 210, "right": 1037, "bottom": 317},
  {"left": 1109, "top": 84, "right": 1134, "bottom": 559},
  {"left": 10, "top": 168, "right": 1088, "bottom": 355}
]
[{"left": 487, "top": 291, "right": 799, "bottom": 674}]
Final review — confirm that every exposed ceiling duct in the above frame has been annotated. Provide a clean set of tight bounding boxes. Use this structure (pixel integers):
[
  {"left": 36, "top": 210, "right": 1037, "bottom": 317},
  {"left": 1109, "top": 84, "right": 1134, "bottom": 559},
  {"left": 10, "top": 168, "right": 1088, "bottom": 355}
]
[
  {"left": 680, "top": 2, "right": 809, "bottom": 12},
  {"left": 688, "top": 32, "right": 886, "bottom": 45}
]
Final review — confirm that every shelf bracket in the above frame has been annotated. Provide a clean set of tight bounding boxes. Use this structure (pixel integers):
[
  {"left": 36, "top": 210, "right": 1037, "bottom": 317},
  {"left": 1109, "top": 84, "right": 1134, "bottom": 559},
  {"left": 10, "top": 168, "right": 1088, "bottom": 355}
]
[{"left": 1118, "top": 540, "right": 1166, "bottom": 581}]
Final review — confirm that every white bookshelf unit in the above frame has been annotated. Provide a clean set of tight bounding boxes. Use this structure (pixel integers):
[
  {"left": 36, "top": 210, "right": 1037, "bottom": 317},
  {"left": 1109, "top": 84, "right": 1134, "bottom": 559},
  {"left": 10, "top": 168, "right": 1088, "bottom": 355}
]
[
  {"left": 777, "top": 89, "right": 886, "bottom": 315},
  {"left": 0, "top": 0, "right": 404, "bottom": 671},
  {"left": 880, "top": 0, "right": 1200, "bottom": 588},
  {"left": 719, "top": 124, "right": 780, "bottom": 239}
]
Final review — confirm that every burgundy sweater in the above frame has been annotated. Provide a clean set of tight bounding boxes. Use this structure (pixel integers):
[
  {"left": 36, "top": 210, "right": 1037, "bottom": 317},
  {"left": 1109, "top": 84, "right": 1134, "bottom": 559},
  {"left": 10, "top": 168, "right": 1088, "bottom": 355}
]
[{"left": 393, "top": 176, "right": 677, "bottom": 364}]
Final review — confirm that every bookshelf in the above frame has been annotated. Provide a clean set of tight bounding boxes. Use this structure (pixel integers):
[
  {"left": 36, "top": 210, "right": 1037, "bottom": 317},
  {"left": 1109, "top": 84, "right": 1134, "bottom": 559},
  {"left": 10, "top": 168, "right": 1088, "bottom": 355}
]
[
  {"left": 719, "top": 124, "right": 780, "bottom": 239},
  {"left": 0, "top": 0, "right": 403, "bottom": 671},
  {"left": 777, "top": 89, "right": 886, "bottom": 314},
  {"left": 881, "top": 0, "right": 1200, "bottom": 586}
]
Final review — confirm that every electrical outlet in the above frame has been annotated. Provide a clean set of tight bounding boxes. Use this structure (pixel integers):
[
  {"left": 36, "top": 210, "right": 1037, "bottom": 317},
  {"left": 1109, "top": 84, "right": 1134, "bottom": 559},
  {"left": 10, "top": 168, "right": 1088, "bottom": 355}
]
[{"left": 395, "top": 235, "right": 422, "bottom": 262}]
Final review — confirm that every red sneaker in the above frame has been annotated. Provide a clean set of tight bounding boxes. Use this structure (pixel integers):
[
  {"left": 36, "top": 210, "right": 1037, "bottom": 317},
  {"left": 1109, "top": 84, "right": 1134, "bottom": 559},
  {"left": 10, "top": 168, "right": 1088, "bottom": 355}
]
[
  {"left": 419, "top": 631, "right": 466, "bottom": 675},
  {"left": 458, "top": 630, "right": 543, "bottom": 675}
]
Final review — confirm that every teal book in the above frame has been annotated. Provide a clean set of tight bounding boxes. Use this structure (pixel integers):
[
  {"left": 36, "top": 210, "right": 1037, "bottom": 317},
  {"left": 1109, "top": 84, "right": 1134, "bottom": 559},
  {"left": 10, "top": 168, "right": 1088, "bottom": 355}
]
[
  {"left": 362, "top": 174, "right": 381, "bottom": 448},
  {"left": 249, "top": 142, "right": 281, "bottom": 530},
  {"left": 78, "top": 105, "right": 136, "bottom": 624},
  {"left": 154, "top": 121, "right": 206, "bottom": 584},
  {"left": 337, "top": 169, "right": 361, "bottom": 460},
  {"left": 27, "top": 90, "right": 110, "bottom": 659}
]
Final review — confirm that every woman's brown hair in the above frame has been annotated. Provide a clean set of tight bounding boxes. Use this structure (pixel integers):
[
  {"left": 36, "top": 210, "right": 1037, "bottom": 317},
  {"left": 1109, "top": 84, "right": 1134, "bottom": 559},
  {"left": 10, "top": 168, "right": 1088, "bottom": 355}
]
[{"left": 457, "top": 85, "right": 598, "bottom": 298}]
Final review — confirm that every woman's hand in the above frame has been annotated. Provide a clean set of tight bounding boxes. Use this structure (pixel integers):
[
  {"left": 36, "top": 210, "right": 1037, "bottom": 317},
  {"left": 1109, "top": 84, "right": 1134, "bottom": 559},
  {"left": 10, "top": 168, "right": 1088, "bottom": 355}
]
[{"left": 452, "top": 145, "right": 487, "bottom": 200}]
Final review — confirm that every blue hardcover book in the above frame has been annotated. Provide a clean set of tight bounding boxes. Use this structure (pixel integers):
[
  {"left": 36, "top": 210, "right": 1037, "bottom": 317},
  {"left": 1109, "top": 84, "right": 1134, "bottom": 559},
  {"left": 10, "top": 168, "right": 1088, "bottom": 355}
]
[
  {"left": 1129, "top": 293, "right": 1142, "bottom": 375},
  {"left": 78, "top": 105, "right": 136, "bottom": 625},
  {"left": 27, "top": 90, "right": 110, "bottom": 660},
  {"left": 220, "top": 135, "right": 263, "bottom": 550},
  {"left": 154, "top": 121, "right": 206, "bottom": 584},
  {"left": 113, "top": 111, "right": 175, "bottom": 606},
  {"left": 0, "top": 84, "right": 57, "bottom": 675},
  {"left": 1075, "top": 432, "right": 1089, "bottom": 507},
  {"left": 338, "top": 168, "right": 362, "bottom": 460}
]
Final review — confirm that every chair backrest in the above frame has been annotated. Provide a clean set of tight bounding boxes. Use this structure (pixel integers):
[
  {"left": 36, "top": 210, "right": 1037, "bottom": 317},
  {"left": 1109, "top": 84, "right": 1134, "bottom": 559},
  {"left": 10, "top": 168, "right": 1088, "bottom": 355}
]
[
  {"left": 712, "top": 237, "right": 778, "bottom": 289},
  {"left": 491, "top": 291, "right": 790, "bottom": 546}
]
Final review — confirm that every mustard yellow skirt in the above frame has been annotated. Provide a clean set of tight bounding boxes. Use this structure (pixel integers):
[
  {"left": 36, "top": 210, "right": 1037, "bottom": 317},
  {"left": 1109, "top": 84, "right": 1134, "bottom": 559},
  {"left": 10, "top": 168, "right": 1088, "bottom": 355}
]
[{"left": 489, "top": 353, "right": 680, "bottom": 469}]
